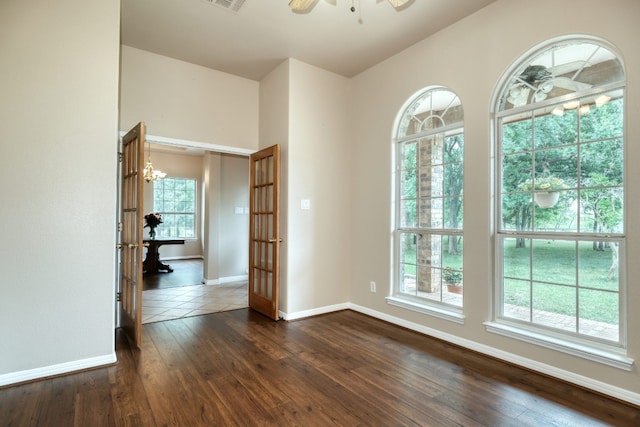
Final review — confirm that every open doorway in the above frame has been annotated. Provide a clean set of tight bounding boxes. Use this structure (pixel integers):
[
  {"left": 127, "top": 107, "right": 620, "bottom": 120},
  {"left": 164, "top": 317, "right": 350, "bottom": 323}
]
[{"left": 139, "top": 136, "right": 252, "bottom": 323}]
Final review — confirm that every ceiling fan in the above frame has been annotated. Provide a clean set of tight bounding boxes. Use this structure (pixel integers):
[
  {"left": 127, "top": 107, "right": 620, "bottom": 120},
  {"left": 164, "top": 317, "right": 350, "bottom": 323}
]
[
  {"left": 507, "top": 60, "right": 593, "bottom": 107},
  {"left": 289, "top": 0, "right": 412, "bottom": 13}
]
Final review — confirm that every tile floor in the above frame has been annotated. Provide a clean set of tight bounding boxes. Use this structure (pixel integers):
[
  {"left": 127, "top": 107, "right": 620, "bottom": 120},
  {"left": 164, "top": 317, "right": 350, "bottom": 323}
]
[
  {"left": 141, "top": 259, "right": 248, "bottom": 324},
  {"left": 142, "top": 281, "right": 248, "bottom": 324}
]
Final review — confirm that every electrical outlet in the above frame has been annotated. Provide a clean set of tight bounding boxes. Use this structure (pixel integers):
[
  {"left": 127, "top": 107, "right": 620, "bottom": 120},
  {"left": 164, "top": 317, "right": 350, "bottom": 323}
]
[{"left": 370, "top": 281, "right": 376, "bottom": 293}]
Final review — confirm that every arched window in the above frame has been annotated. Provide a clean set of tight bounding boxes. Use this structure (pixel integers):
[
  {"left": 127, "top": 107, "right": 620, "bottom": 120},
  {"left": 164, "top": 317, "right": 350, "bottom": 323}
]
[
  {"left": 389, "top": 87, "right": 464, "bottom": 320},
  {"left": 490, "top": 37, "right": 630, "bottom": 367}
]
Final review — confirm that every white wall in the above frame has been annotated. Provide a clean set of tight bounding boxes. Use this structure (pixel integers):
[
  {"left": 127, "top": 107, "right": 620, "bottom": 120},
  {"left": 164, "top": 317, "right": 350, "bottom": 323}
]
[
  {"left": 203, "top": 153, "right": 221, "bottom": 282},
  {"left": 259, "top": 61, "right": 291, "bottom": 312},
  {"left": 201, "top": 152, "right": 250, "bottom": 282},
  {"left": 349, "top": 0, "right": 640, "bottom": 402},
  {"left": 258, "top": 59, "right": 353, "bottom": 317},
  {"left": 119, "top": 45, "right": 259, "bottom": 150},
  {"left": 285, "top": 60, "right": 353, "bottom": 315},
  {"left": 0, "top": 0, "right": 120, "bottom": 382},
  {"left": 218, "top": 155, "right": 250, "bottom": 279}
]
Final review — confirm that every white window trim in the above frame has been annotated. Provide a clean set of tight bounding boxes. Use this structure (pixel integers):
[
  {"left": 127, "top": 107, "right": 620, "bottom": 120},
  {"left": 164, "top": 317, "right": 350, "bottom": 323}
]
[
  {"left": 387, "top": 296, "right": 465, "bottom": 324},
  {"left": 484, "top": 321, "right": 633, "bottom": 371},
  {"left": 491, "top": 36, "right": 628, "bottom": 365},
  {"left": 392, "top": 87, "right": 465, "bottom": 319}
]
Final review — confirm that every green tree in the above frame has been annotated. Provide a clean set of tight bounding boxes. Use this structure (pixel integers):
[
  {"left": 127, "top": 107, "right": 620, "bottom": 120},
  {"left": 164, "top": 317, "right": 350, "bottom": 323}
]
[{"left": 445, "top": 134, "right": 463, "bottom": 254}]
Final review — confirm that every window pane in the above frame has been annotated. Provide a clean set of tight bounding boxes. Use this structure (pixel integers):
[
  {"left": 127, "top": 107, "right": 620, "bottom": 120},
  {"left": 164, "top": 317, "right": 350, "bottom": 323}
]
[
  {"left": 534, "top": 108, "right": 577, "bottom": 149},
  {"left": 580, "top": 139, "right": 623, "bottom": 187},
  {"left": 419, "top": 197, "right": 443, "bottom": 228},
  {"left": 503, "top": 237, "right": 530, "bottom": 280},
  {"left": 401, "top": 142, "right": 417, "bottom": 170},
  {"left": 154, "top": 177, "right": 197, "bottom": 239},
  {"left": 533, "top": 282, "right": 576, "bottom": 332},
  {"left": 399, "top": 233, "right": 417, "bottom": 295},
  {"left": 532, "top": 240, "right": 575, "bottom": 285},
  {"left": 503, "top": 278, "right": 530, "bottom": 321},
  {"left": 502, "top": 116, "right": 532, "bottom": 154},
  {"left": 499, "top": 41, "right": 623, "bottom": 112},
  {"left": 417, "top": 234, "right": 440, "bottom": 293},
  {"left": 534, "top": 146, "right": 577, "bottom": 186},
  {"left": 578, "top": 288, "right": 619, "bottom": 341},
  {"left": 580, "top": 96, "right": 623, "bottom": 142},
  {"left": 503, "top": 152, "right": 532, "bottom": 193},
  {"left": 400, "top": 200, "right": 416, "bottom": 228},
  {"left": 397, "top": 89, "right": 462, "bottom": 138},
  {"left": 443, "top": 134, "right": 464, "bottom": 163},
  {"left": 533, "top": 189, "right": 577, "bottom": 233},
  {"left": 578, "top": 187, "right": 623, "bottom": 234},
  {"left": 578, "top": 241, "right": 619, "bottom": 290},
  {"left": 501, "top": 192, "right": 532, "bottom": 232}
]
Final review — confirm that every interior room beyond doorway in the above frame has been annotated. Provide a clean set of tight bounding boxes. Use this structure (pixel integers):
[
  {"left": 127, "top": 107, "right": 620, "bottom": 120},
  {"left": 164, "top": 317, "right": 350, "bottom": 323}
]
[{"left": 140, "top": 135, "right": 252, "bottom": 324}]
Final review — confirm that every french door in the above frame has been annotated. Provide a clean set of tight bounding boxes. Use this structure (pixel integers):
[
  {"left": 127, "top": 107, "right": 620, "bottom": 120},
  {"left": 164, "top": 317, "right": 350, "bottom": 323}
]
[
  {"left": 118, "top": 122, "right": 145, "bottom": 346},
  {"left": 248, "top": 145, "right": 281, "bottom": 320}
]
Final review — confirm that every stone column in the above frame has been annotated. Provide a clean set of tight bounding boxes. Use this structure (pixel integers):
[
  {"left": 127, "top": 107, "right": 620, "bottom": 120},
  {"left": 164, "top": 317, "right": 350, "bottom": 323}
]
[{"left": 416, "top": 135, "right": 443, "bottom": 293}]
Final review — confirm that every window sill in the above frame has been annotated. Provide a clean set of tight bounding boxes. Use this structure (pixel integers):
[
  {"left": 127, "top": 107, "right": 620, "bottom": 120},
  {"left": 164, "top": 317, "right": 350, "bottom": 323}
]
[
  {"left": 386, "top": 296, "right": 465, "bottom": 324},
  {"left": 484, "top": 321, "right": 634, "bottom": 371}
]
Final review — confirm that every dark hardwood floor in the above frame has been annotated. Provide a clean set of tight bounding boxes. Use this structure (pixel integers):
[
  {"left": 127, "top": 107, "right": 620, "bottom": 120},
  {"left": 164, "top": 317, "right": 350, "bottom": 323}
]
[
  {"left": 143, "top": 258, "right": 203, "bottom": 290},
  {"left": 1, "top": 309, "right": 637, "bottom": 426}
]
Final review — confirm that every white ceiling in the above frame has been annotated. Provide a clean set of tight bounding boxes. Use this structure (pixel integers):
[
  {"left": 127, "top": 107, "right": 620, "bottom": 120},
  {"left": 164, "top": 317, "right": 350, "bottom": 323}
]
[{"left": 120, "top": 0, "right": 497, "bottom": 81}]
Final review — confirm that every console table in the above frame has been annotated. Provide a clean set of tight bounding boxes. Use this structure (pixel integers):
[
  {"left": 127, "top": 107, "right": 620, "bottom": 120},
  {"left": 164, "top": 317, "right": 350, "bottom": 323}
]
[{"left": 142, "top": 239, "right": 185, "bottom": 274}]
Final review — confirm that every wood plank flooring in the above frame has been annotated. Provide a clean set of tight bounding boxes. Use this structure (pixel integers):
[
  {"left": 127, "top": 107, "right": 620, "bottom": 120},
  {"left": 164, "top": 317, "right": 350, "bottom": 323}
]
[
  {"left": 1, "top": 309, "right": 638, "bottom": 426},
  {"left": 143, "top": 259, "right": 203, "bottom": 291}
]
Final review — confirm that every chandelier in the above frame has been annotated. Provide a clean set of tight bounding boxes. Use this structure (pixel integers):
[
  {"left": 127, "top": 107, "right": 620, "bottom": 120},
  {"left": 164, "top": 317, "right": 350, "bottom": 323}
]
[
  {"left": 289, "top": 0, "right": 412, "bottom": 13},
  {"left": 143, "top": 141, "right": 166, "bottom": 183}
]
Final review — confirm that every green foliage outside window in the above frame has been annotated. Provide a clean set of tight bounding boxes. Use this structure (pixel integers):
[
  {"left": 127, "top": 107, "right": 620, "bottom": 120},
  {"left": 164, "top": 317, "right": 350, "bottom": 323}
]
[{"left": 153, "top": 177, "right": 197, "bottom": 239}]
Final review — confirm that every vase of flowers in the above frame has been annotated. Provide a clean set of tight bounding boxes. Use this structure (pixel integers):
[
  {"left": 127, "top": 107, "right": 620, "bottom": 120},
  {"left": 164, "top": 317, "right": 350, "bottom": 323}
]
[
  {"left": 443, "top": 266, "right": 463, "bottom": 294},
  {"left": 144, "top": 212, "right": 163, "bottom": 239},
  {"left": 519, "top": 176, "right": 567, "bottom": 208}
]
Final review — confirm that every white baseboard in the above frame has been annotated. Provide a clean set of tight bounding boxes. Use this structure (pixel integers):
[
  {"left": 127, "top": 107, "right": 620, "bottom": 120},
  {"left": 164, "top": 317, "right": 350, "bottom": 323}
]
[
  {"left": 280, "top": 302, "right": 350, "bottom": 321},
  {"left": 281, "top": 302, "right": 640, "bottom": 407},
  {"left": 159, "top": 255, "right": 204, "bottom": 261},
  {"left": 0, "top": 353, "right": 117, "bottom": 387},
  {"left": 203, "top": 274, "right": 248, "bottom": 285}
]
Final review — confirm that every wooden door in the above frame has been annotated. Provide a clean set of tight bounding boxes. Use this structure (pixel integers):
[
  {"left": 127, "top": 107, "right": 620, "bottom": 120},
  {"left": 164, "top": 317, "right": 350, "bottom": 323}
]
[
  {"left": 118, "top": 122, "right": 145, "bottom": 346},
  {"left": 249, "top": 145, "right": 281, "bottom": 320}
]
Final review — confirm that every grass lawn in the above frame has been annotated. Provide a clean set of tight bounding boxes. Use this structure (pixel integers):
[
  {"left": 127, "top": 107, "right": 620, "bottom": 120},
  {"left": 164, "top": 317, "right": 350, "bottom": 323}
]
[
  {"left": 402, "top": 238, "right": 619, "bottom": 324},
  {"left": 503, "top": 239, "right": 618, "bottom": 324}
]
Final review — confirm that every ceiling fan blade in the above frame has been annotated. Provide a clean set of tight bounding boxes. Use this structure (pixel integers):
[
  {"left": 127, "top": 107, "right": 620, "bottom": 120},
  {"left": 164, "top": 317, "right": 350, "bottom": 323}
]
[
  {"left": 388, "top": 0, "right": 412, "bottom": 8},
  {"left": 546, "top": 60, "right": 590, "bottom": 77},
  {"left": 289, "top": 0, "right": 317, "bottom": 13},
  {"left": 552, "top": 77, "right": 592, "bottom": 92}
]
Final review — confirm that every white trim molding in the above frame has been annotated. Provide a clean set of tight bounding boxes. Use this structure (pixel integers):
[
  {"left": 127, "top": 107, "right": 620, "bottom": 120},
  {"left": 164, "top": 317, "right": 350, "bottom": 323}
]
[
  {"left": 0, "top": 353, "right": 117, "bottom": 387},
  {"left": 386, "top": 296, "right": 465, "bottom": 324},
  {"left": 119, "top": 132, "right": 256, "bottom": 157},
  {"left": 279, "top": 303, "right": 350, "bottom": 321},
  {"left": 202, "top": 275, "right": 248, "bottom": 286},
  {"left": 484, "top": 321, "right": 634, "bottom": 371}
]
